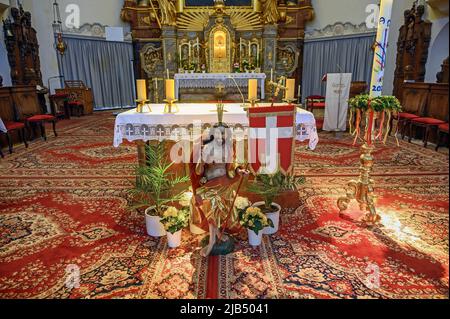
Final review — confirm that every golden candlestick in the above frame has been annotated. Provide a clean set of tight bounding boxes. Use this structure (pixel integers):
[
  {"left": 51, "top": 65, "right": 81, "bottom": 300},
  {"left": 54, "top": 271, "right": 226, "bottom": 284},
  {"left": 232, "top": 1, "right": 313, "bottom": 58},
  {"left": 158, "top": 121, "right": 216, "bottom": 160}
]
[
  {"left": 246, "top": 98, "right": 260, "bottom": 108},
  {"left": 282, "top": 98, "right": 297, "bottom": 106},
  {"left": 337, "top": 143, "right": 380, "bottom": 226},
  {"left": 136, "top": 99, "right": 151, "bottom": 113},
  {"left": 163, "top": 99, "right": 179, "bottom": 114}
]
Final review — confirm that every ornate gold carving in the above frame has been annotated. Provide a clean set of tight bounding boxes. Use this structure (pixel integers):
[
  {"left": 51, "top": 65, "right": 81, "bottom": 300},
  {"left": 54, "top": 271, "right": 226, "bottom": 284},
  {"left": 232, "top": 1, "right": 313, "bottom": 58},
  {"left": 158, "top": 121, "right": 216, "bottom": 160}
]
[
  {"left": 277, "top": 44, "right": 300, "bottom": 75},
  {"left": 140, "top": 44, "right": 163, "bottom": 75},
  {"left": 176, "top": 8, "right": 262, "bottom": 31},
  {"left": 157, "top": 0, "right": 177, "bottom": 26},
  {"left": 261, "top": 0, "right": 280, "bottom": 24},
  {"left": 337, "top": 143, "right": 381, "bottom": 227},
  {"left": 208, "top": 24, "right": 232, "bottom": 73}
]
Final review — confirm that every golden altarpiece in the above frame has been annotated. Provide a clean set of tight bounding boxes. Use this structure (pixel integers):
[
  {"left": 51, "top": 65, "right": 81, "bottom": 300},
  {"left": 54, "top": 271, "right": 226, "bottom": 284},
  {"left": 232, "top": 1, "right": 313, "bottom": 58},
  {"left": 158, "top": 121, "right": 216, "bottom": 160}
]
[{"left": 121, "top": 0, "right": 314, "bottom": 101}]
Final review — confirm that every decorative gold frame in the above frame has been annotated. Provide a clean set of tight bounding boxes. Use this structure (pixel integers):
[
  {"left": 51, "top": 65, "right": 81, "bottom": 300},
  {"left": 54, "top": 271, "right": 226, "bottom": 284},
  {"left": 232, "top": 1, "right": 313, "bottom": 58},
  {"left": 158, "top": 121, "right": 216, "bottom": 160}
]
[{"left": 208, "top": 24, "right": 232, "bottom": 73}]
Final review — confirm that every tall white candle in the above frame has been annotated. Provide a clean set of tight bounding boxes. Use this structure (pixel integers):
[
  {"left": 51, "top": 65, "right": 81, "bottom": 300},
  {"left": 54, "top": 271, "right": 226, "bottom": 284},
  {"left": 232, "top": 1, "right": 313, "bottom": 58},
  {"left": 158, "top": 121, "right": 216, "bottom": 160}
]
[
  {"left": 367, "top": 0, "right": 394, "bottom": 146},
  {"left": 369, "top": 0, "right": 393, "bottom": 98}
]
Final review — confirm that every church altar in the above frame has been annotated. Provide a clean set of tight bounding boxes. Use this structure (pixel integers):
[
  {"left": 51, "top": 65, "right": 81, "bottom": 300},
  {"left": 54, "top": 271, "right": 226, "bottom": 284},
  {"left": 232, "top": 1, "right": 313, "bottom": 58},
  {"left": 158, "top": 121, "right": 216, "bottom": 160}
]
[
  {"left": 174, "top": 73, "right": 267, "bottom": 100},
  {"left": 113, "top": 103, "right": 319, "bottom": 150}
]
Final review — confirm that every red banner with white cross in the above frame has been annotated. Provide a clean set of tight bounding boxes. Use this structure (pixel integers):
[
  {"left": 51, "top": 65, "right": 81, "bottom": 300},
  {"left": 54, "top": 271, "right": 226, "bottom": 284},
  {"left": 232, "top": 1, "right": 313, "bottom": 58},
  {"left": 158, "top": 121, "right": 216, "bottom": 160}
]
[{"left": 248, "top": 105, "right": 297, "bottom": 175}]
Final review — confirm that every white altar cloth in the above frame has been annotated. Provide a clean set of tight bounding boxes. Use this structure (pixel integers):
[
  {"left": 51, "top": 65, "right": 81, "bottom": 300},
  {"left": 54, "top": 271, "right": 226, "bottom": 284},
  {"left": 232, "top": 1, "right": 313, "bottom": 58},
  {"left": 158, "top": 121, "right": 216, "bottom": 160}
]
[
  {"left": 114, "top": 103, "right": 319, "bottom": 150},
  {"left": 174, "top": 73, "right": 266, "bottom": 100}
]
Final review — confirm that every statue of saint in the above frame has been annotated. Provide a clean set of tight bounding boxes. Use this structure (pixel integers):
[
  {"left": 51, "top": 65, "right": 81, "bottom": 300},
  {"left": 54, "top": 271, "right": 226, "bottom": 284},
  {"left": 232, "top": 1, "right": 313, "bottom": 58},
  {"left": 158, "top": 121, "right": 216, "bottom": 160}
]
[
  {"left": 158, "top": 0, "right": 177, "bottom": 26},
  {"left": 261, "top": 0, "right": 280, "bottom": 25},
  {"left": 190, "top": 122, "right": 248, "bottom": 257}
]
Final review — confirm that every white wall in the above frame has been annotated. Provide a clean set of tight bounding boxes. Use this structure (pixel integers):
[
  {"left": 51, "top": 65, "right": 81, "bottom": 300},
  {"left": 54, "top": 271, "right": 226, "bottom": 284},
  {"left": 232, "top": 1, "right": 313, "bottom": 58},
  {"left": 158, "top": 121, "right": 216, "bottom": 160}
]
[
  {"left": 425, "top": 18, "right": 449, "bottom": 82},
  {"left": 307, "top": 0, "right": 376, "bottom": 31}
]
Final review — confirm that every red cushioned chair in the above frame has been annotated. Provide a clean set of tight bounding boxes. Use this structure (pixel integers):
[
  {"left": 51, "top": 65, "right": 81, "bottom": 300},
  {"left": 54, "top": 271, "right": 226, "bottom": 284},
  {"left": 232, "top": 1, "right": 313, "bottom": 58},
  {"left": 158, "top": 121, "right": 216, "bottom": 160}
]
[
  {"left": 409, "top": 100, "right": 448, "bottom": 147},
  {"left": 435, "top": 123, "right": 449, "bottom": 151},
  {"left": 68, "top": 101, "right": 84, "bottom": 117},
  {"left": 390, "top": 88, "right": 428, "bottom": 140},
  {"left": 14, "top": 102, "right": 58, "bottom": 142},
  {"left": 0, "top": 121, "right": 29, "bottom": 155},
  {"left": 305, "top": 95, "right": 326, "bottom": 113},
  {"left": 392, "top": 112, "right": 420, "bottom": 140}
]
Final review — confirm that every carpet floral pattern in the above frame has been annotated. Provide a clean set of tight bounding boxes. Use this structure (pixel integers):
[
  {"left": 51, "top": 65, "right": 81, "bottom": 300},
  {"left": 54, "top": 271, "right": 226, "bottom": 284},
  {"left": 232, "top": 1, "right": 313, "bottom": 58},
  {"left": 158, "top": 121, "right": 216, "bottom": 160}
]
[{"left": 0, "top": 113, "right": 448, "bottom": 299}]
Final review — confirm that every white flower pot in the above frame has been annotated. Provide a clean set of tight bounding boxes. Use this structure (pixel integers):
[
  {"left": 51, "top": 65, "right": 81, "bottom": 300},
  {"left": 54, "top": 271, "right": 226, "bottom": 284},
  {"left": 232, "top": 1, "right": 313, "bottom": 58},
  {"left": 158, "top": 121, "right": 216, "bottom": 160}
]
[
  {"left": 167, "top": 230, "right": 182, "bottom": 248},
  {"left": 252, "top": 202, "right": 281, "bottom": 235},
  {"left": 248, "top": 229, "right": 263, "bottom": 247},
  {"left": 145, "top": 207, "right": 166, "bottom": 237}
]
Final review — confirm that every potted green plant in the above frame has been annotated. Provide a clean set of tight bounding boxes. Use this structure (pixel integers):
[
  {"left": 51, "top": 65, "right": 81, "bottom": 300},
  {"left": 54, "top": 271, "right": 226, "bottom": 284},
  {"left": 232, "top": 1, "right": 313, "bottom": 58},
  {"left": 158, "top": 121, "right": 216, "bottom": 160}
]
[
  {"left": 160, "top": 206, "right": 189, "bottom": 248},
  {"left": 246, "top": 172, "right": 305, "bottom": 235},
  {"left": 129, "top": 141, "right": 190, "bottom": 237},
  {"left": 239, "top": 206, "right": 274, "bottom": 246}
]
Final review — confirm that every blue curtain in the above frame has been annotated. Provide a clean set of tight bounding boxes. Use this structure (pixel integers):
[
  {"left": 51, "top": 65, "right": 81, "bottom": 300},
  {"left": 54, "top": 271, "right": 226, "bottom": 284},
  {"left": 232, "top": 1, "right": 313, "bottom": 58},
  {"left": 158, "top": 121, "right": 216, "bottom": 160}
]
[
  {"left": 302, "top": 34, "right": 376, "bottom": 102},
  {"left": 58, "top": 36, "right": 136, "bottom": 110}
]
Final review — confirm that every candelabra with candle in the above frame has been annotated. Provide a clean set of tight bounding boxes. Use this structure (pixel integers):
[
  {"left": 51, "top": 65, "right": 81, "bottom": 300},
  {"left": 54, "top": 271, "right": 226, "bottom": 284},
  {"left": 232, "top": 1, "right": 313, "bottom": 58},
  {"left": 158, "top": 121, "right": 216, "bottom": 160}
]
[
  {"left": 136, "top": 79, "right": 151, "bottom": 113},
  {"left": 247, "top": 79, "right": 260, "bottom": 108},
  {"left": 337, "top": 0, "right": 393, "bottom": 227},
  {"left": 164, "top": 79, "right": 179, "bottom": 114},
  {"left": 282, "top": 78, "right": 297, "bottom": 105}
]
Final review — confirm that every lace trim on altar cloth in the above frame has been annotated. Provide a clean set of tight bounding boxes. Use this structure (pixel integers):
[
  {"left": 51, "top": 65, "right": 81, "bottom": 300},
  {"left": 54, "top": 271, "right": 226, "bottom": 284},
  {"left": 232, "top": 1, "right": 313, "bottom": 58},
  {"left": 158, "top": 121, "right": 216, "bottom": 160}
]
[{"left": 114, "top": 123, "right": 319, "bottom": 150}]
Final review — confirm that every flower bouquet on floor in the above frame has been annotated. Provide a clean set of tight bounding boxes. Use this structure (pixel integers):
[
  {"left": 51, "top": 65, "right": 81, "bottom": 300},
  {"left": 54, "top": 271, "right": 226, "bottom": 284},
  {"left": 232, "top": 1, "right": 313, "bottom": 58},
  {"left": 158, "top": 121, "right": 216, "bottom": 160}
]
[
  {"left": 239, "top": 207, "right": 274, "bottom": 246},
  {"left": 160, "top": 206, "right": 190, "bottom": 248}
]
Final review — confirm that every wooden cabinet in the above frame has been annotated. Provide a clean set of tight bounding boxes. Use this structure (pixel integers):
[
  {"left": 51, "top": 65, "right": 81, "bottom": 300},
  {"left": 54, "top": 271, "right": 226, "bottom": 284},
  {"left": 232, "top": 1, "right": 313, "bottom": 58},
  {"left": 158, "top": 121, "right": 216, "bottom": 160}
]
[{"left": 55, "top": 80, "right": 94, "bottom": 115}]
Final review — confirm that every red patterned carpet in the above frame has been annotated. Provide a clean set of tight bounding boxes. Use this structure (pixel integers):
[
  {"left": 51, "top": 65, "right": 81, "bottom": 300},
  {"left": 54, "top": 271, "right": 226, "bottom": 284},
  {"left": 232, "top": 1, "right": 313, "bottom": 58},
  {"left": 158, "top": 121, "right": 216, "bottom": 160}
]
[{"left": 0, "top": 112, "right": 448, "bottom": 299}]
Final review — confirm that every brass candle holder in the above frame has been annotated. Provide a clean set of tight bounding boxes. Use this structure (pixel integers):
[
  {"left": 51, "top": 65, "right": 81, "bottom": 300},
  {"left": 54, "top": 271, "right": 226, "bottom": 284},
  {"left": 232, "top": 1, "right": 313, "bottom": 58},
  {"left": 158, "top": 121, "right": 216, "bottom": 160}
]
[
  {"left": 337, "top": 142, "right": 381, "bottom": 227},
  {"left": 282, "top": 98, "right": 297, "bottom": 106},
  {"left": 163, "top": 98, "right": 179, "bottom": 114},
  {"left": 246, "top": 98, "right": 260, "bottom": 108},
  {"left": 136, "top": 99, "right": 151, "bottom": 113}
]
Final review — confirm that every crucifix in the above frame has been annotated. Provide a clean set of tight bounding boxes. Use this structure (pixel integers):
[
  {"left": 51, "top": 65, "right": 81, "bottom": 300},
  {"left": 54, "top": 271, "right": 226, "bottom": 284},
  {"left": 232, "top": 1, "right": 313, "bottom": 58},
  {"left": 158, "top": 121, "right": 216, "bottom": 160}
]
[{"left": 268, "top": 76, "right": 287, "bottom": 106}]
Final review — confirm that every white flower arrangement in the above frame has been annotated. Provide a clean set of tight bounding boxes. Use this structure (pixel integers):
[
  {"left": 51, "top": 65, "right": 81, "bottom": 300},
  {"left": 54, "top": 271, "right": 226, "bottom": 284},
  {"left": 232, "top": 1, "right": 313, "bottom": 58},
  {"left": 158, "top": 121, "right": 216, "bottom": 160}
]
[
  {"left": 179, "top": 191, "right": 193, "bottom": 207},
  {"left": 160, "top": 206, "right": 189, "bottom": 234},
  {"left": 234, "top": 196, "right": 251, "bottom": 211}
]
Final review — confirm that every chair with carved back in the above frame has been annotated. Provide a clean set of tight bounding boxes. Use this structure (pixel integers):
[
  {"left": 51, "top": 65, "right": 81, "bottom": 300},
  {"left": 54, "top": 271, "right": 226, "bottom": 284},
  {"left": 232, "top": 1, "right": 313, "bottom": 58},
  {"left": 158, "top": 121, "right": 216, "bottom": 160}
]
[
  {"left": 305, "top": 95, "right": 326, "bottom": 113},
  {"left": 409, "top": 86, "right": 449, "bottom": 148},
  {"left": 12, "top": 86, "right": 58, "bottom": 142},
  {"left": 0, "top": 88, "right": 28, "bottom": 156}
]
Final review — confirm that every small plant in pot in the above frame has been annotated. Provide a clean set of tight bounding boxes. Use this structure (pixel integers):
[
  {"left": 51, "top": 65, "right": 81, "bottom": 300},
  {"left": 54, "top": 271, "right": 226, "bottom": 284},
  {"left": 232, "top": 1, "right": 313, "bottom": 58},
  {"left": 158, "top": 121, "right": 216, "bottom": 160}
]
[
  {"left": 160, "top": 206, "right": 189, "bottom": 248},
  {"left": 129, "top": 141, "right": 190, "bottom": 237},
  {"left": 239, "top": 206, "right": 274, "bottom": 246},
  {"left": 246, "top": 172, "right": 305, "bottom": 235}
]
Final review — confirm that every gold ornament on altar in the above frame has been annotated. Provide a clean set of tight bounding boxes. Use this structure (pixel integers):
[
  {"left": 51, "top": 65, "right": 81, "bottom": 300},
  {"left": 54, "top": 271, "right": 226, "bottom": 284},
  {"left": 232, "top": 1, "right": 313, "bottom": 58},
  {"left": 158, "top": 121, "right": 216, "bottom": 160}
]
[
  {"left": 261, "top": 0, "right": 280, "bottom": 24},
  {"left": 157, "top": 0, "right": 177, "bottom": 26}
]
